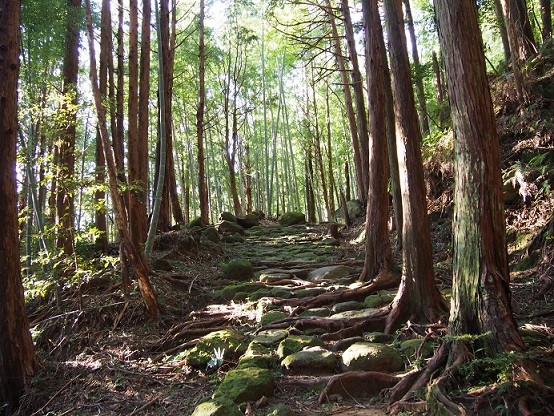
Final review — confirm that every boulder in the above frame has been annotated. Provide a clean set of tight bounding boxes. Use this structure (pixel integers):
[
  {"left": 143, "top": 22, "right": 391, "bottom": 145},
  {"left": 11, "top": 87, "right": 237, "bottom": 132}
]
[
  {"left": 260, "top": 310, "right": 288, "bottom": 326},
  {"left": 254, "top": 329, "right": 289, "bottom": 347},
  {"left": 364, "top": 291, "right": 396, "bottom": 308},
  {"left": 281, "top": 346, "right": 338, "bottom": 375},
  {"left": 298, "top": 307, "right": 331, "bottom": 318},
  {"left": 202, "top": 227, "right": 221, "bottom": 243},
  {"left": 187, "top": 216, "right": 205, "bottom": 228},
  {"left": 223, "top": 259, "right": 254, "bottom": 281},
  {"left": 191, "top": 398, "right": 242, "bottom": 416},
  {"left": 277, "top": 335, "right": 324, "bottom": 359},
  {"left": 330, "top": 308, "right": 381, "bottom": 320},
  {"left": 217, "top": 220, "right": 245, "bottom": 235},
  {"left": 237, "top": 342, "right": 276, "bottom": 370},
  {"left": 186, "top": 329, "right": 248, "bottom": 369},
  {"left": 212, "top": 282, "right": 265, "bottom": 301},
  {"left": 219, "top": 211, "right": 237, "bottom": 223},
  {"left": 334, "top": 199, "right": 364, "bottom": 222},
  {"left": 331, "top": 301, "right": 365, "bottom": 314},
  {"left": 341, "top": 342, "right": 404, "bottom": 373},
  {"left": 307, "top": 265, "right": 352, "bottom": 282},
  {"left": 279, "top": 211, "right": 306, "bottom": 226},
  {"left": 236, "top": 214, "right": 261, "bottom": 229},
  {"left": 213, "top": 367, "right": 274, "bottom": 403},
  {"left": 363, "top": 332, "right": 394, "bottom": 344}
]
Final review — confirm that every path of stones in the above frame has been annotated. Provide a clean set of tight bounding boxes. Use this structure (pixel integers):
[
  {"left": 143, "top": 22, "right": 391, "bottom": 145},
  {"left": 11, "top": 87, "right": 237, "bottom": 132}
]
[{"left": 154, "top": 222, "right": 425, "bottom": 416}]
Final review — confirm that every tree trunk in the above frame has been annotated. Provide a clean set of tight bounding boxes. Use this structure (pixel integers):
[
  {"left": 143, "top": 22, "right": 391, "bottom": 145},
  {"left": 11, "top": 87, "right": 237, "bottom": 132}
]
[
  {"left": 342, "top": 0, "right": 370, "bottom": 200},
  {"left": 431, "top": 51, "right": 449, "bottom": 126},
  {"left": 324, "top": 0, "right": 366, "bottom": 203},
  {"left": 196, "top": 0, "right": 209, "bottom": 225},
  {"left": 306, "top": 157, "right": 317, "bottom": 223},
  {"left": 56, "top": 0, "right": 81, "bottom": 258},
  {"left": 115, "top": 0, "right": 126, "bottom": 185},
  {"left": 95, "top": 0, "right": 111, "bottom": 254},
  {"left": 435, "top": 0, "right": 525, "bottom": 355},
  {"left": 0, "top": 0, "right": 38, "bottom": 407},
  {"left": 493, "top": 0, "right": 512, "bottom": 63},
  {"left": 85, "top": 0, "right": 160, "bottom": 318},
  {"left": 403, "top": 0, "right": 430, "bottom": 136},
  {"left": 360, "top": 0, "right": 393, "bottom": 282},
  {"left": 383, "top": 0, "right": 447, "bottom": 332},
  {"left": 539, "top": 0, "right": 552, "bottom": 41}
]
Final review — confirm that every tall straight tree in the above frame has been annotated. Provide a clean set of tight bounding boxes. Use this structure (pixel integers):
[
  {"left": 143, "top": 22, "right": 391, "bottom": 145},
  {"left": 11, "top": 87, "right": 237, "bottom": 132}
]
[
  {"left": 435, "top": 0, "right": 526, "bottom": 358},
  {"left": 323, "top": 0, "right": 366, "bottom": 203},
  {"left": 197, "top": 0, "right": 210, "bottom": 225},
  {"left": 360, "top": 0, "right": 393, "bottom": 282},
  {"left": 0, "top": 0, "right": 38, "bottom": 408},
  {"left": 539, "top": 0, "right": 552, "bottom": 41},
  {"left": 56, "top": 0, "right": 81, "bottom": 258},
  {"left": 403, "top": 0, "right": 430, "bottom": 137},
  {"left": 383, "top": 0, "right": 447, "bottom": 332},
  {"left": 85, "top": 0, "right": 160, "bottom": 317}
]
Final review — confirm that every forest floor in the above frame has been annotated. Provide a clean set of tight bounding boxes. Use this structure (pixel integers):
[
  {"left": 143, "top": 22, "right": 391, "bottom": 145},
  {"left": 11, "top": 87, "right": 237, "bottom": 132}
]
[{"left": 19, "top": 205, "right": 554, "bottom": 415}]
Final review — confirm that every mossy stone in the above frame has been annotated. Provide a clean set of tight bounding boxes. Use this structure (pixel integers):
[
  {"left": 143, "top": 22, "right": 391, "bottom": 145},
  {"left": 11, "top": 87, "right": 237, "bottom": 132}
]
[
  {"left": 400, "top": 338, "right": 434, "bottom": 359},
  {"left": 363, "top": 332, "right": 394, "bottom": 344},
  {"left": 341, "top": 342, "right": 404, "bottom": 373},
  {"left": 237, "top": 342, "right": 276, "bottom": 369},
  {"left": 212, "top": 282, "right": 265, "bottom": 301},
  {"left": 260, "top": 310, "right": 288, "bottom": 326},
  {"left": 266, "top": 403, "right": 295, "bottom": 416},
  {"left": 364, "top": 292, "right": 395, "bottom": 308},
  {"left": 254, "top": 329, "right": 289, "bottom": 346},
  {"left": 281, "top": 346, "right": 338, "bottom": 374},
  {"left": 187, "top": 217, "right": 205, "bottom": 228},
  {"left": 332, "top": 301, "right": 365, "bottom": 313},
  {"left": 277, "top": 335, "right": 324, "bottom": 359},
  {"left": 202, "top": 227, "right": 221, "bottom": 243},
  {"left": 191, "top": 398, "right": 242, "bottom": 416},
  {"left": 299, "top": 307, "right": 331, "bottom": 318},
  {"left": 186, "top": 329, "right": 248, "bottom": 369},
  {"left": 223, "top": 259, "right": 254, "bottom": 281},
  {"left": 279, "top": 211, "right": 306, "bottom": 226},
  {"left": 213, "top": 367, "right": 274, "bottom": 403}
]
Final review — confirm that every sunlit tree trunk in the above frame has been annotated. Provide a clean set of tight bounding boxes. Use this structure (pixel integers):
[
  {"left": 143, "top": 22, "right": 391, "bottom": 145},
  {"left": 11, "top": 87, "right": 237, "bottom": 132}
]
[
  {"left": 306, "top": 157, "right": 317, "bottom": 223},
  {"left": 324, "top": 0, "right": 366, "bottom": 202},
  {"left": 403, "top": 0, "right": 430, "bottom": 137},
  {"left": 56, "top": 0, "right": 81, "bottom": 258},
  {"left": 196, "top": 0, "right": 209, "bottom": 225},
  {"left": 0, "top": 0, "right": 38, "bottom": 409},
  {"left": 360, "top": 0, "right": 393, "bottom": 282},
  {"left": 435, "top": 0, "right": 525, "bottom": 356},
  {"left": 493, "top": 0, "right": 512, "bottom": 63},
  {"left": 383, "top": 0, "right": 447, "bottom": 332},
  {"left": 342, "top": 0, "right": 370, "bottom": 199},
  {"left": 539, "top": 0, "right": 552, "bottom": 41}
]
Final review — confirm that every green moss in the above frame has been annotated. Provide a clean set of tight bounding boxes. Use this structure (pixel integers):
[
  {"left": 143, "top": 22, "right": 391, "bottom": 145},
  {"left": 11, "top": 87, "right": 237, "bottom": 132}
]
[
  {"left": 223, "top": 259, "right": 254, "bottom": 280},
  {"left": 186, "top": 329, "right": 248, "bottom": 369},
  {"left": 212, "top": 282, "right": 265, "bottom": 301},
  {"left": 260, "top": 310, "right": 288, "bottom": 326},
  {"left": 213, "top": 367, "right": 275, "bottom": 403},
  {"left": 277, "top": 335, "right": 324, "bottom": 359},
  {"left": 191, "top": 398, "right": 242, "bottom": 416},
  {"left": 279, "top": 212, "right": 306, "bottom": 226}
]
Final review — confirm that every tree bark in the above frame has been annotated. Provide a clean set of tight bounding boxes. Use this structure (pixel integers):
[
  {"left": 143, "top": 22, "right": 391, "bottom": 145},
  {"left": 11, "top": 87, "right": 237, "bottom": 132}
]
[
  {"left": 383, "top": 0, "right": 447, "bottom": 332},
  {"left": 196, "top": 0, "right": 209, "bottom": 225},
  {"left": 539, "top": 0, "right": 552, "bottom": 41},
  {"left": 493, "top": 0, "right": 512, "bottom": 63},
  {"left": 56, "top": 0, "right": 81, "bottom": 258},
  {"left": 0, "top": 0, "right": 38, "bottom": 407},
  {"left": 360, "top": 0, "right": 393, "bottom": 282},
  {"left": 403, "top": 0, "right": 430, "bottom": 136},
  {"left": 85, "top": 0, "right": 160, "bottom": 318},
  {"left": 435, "top": 0, "right": 525, "bottom": 354},
  {"left": 342, "top": 0, "right": 370, "bottom": 200},
  {"left": 324, "top": 0, "right": 366, "bottom": 203}
]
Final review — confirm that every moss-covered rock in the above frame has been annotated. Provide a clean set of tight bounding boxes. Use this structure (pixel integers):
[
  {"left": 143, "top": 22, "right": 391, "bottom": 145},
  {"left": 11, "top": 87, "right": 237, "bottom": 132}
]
[
  {"left": 217, "top": 220, "right": 245, "bottom": 235},
  {"left": 219, "top": 211, "right": 237, "bottom": 223},
  {"left": 363, "top": 332, "right": 394, "bottom": 344},
  {"left": 221, "top": 233, "right": 245, "bottom": 243},
  {"left": 363, "top": 291, "right": 396, "bottom": 308},
  {"left": 202, "top": 227, "right": 221, "bottom": 243},
  {"left": 281, "top": 346, "right": 338, "bottom": 375},
  {"left": 237, "top": 342, "right": 276, "bottom": 369},
  {"left": 332, "top": 301, "right": 365, "bottom": 313},
  {"left": 260, "top": 310, "right": 288, "bottom": 326},
  {"left": 307, "top": 265, "right": 352, "bottom": 282},
  {"left": 212, "top": 282, "right": 265, "bottom": 301},
  {"left": 298, "top": 307, "right": 331, "bottom": 318},
  {"left": 190, "top": 398, "right": 242, "bottom": 416},
  {"left": 186, "top": 329, "right": 248, "bottom": 369},
  {"left": 187, "top": 217, "right": 205, "bottom": 228},
  {"left": 291, "top": 287, "right": 327, "bottom": 298},
  {"left": 265, "top": 403, "right": 295, "bottom": 416},
  {"left": 279, "top": 212, "right": 306, "bottom": 226},
  {"left": 277, "top": 335, "right": 324, "bottom": 359},
  {"left": 254, "top": 329, "right": 289, "bottom": 346},
  {"left": 330, "top": 308, "right": 381, "bottom": 320},
  {"left": 341, "top": 342, "right": 404, "bottom": 373},
  {"left": 400, "top": 338, "right": 435, "bottom": 360},
  {"left": 236, "top": 214, "right": 260, "bottom": 229},
  {"left": 223, "top": 259, "right": 254, "bottom": 281},
  {"left": 213, "top": 367, "right": 274, "bottom": 403}
]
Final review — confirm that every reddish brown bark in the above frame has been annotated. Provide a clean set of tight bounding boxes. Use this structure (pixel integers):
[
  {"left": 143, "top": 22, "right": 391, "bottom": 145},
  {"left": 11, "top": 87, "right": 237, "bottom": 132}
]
[
  {"left": 360, "top": 0, "right": 393, "bottom": 282},
  {"left": 435, "top": 0, "right": 525, "bottom": 354},
  {"left": 0, "top": 0, "right": 38, "bottom": 407},
  {"left": 383, "top": 0, "right": 447, "bottom": 332}
]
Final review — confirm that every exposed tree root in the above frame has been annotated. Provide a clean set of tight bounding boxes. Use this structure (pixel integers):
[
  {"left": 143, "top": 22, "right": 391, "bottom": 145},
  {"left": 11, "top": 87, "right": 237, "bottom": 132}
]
[{"left": 318, "top": 371, "right": 399, "bottom": 404}]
